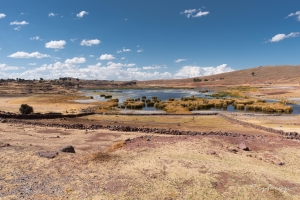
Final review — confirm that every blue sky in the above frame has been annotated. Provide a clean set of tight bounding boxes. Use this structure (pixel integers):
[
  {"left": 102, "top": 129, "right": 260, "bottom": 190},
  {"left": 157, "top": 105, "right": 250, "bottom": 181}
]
[{"left": 0, "top": 0, "right": 300, "bottom": 80}]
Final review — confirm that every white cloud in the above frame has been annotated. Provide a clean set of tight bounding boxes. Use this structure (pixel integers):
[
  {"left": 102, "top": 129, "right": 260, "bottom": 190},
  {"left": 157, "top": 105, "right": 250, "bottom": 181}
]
[
  {"left": 180, "top": 9, "right": 209, "bottom": 18},
  {"left": 180, "top": 9, "right": 197, "bottom": 18},
  {"left": 174, "top": 64, "right": 234, "bottom": 78},
  {"left": 0, "top": 64, "right": 19, "bottom": 71},
  {"left": 80, "top": 39, "right": 101, "bottom": 46},
  {"left": 286, "top": 11, "right": 300, "bottom": 21},
  {"left": 0, "top": 13, "right": 6, "bottom": 19},
  {"left": 137, "top": 49, "right": 143, "bottom": 53},
  {"left": 70, "top": 38, "right": 78, "bottom": 42},
  {"left": 76, "top": 11, "right": 89, "bottom": 18},
  {"left": 30, "top": 36, "right": 41, "bottom": 41},
  {"left": 10, "top": 21, "right": 29, "bottom": 25},
  {"left": 49, "top": 13, "right": 57, "bottom": 17},
  {"left": 123, "top": 48, "right": 131, "bottom": 52},
  {"left": 65, "top": 57, "right": 86, "bottom": 64},
  {"left": 45, "top": 40, "right": 66, "bottom": 49},
  {"left": 89, "top": 55, "right": 94, "bottom": 57},
  {"left": 125, "top": 63, "right": 136, "bottom": 67},
  {"left": 27, "top": 63, "right": 37, "bottom": 66},
  {"left": 117, "top": 48, "right": 132, "bottom": 53},
  {"left": 0, "top": 60, "right": 174, "bottom": 80},
  {"left": 14, "top": 26, "right": 21, "bottom": 31},
  {"left": 268, "top": 32, "right": 299, "bottom": 42},
  {"left": 8, "top": 51, "right": 50, "bottom": 59},
  {"left": 143, "top": 65, "right": 162, "bottom": 70},
  {"left": 99, "top": 54, "right": 115, "bottom": 60},
  {"left": 174, "top": 59, "right": 187, "bottom": 63},
  {"left": 121, "top": 57, "right": 125, "bottom": 60},
  {"left": 193, "top": 11, "right": 209, "bottom": 18}
]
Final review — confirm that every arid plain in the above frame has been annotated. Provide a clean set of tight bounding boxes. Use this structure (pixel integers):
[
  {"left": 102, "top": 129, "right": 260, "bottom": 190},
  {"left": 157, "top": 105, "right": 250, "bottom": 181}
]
[{"left": 1, "top": 66, "right": 300, "bottom": 199}]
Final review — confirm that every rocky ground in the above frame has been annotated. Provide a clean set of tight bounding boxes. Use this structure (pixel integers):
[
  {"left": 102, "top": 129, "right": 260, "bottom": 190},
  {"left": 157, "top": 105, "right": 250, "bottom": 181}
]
[{"left": 1, "top": 114, "right": 300, "bottom": 199}]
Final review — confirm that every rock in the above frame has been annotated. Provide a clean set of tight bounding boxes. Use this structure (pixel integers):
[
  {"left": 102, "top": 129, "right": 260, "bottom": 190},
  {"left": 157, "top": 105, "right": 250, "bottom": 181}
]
[
  {"left": 0, "top": 119, "right": 7, "bottom": 123},
  {"left": 0, "top": 143, "right": 10, "bottom": 147},
  {"left": 60, "top": 145, "right": 75, "bottom": 153},
  {"left": 228, "top": 148, "right": 238, "bottom": 153},
  {"left": 207, "top": 151, "right": 216, "bottom": 155},
  {"left": 239, "top": 143, "right": 250, "bottom": 151},
  {"left": 36, "top": 151, "right": 58, "bottom": 159},
  {"left": 277, "top": 162, "right": 285, "bottom": 166}
]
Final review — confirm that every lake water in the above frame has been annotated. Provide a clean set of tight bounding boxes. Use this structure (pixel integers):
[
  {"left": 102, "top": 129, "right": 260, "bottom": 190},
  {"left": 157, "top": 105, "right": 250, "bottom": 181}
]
[{"left": 78, "top": 89, "right": 300, "bottom": 114}]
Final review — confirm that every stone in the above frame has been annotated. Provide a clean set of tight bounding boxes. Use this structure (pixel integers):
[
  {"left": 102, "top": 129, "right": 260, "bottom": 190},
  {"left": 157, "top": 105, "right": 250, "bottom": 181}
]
[
  {"left": 277, "top": 162, "right": 285, "bottom": 166},
  {"left": 207, "top": 151, "right": 216, "bottom": 155},
  {"left": 239, "top": 143, "right": 250, "bottom": 151},
  {"left": 228, "top": 148, "right": 238, "bottom": 153},
  {"left": 36, "top": 151, "right": 58, "bottom": 159},
  {"left": 0, "top": 143, "right": 10, "bottom": 147},
  {"left": 60, "top": 145, "right": 75, "bottom": 153}
]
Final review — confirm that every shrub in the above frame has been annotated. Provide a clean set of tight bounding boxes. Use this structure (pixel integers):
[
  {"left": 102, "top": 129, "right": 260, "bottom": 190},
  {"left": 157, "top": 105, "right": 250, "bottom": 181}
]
[{"left": 19, "top": 104, "right": 34, "bottom": 114}]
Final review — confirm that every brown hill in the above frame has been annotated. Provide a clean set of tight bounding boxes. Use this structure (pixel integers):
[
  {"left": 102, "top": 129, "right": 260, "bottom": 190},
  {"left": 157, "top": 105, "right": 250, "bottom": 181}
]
[{"left": 137, "top": 65, "right": 300, "bottom": 87}]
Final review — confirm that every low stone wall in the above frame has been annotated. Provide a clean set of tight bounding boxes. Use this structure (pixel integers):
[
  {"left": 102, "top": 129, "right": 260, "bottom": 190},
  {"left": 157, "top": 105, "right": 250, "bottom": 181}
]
[
  {"left": 3, "top": 118, "right": 265, "bottom": 139},
  {"left": 0, "top": 112, "right": 95, "bottom": 119},
  {"left": 219, "top": 113, "right": 299, "bottom": 139}
]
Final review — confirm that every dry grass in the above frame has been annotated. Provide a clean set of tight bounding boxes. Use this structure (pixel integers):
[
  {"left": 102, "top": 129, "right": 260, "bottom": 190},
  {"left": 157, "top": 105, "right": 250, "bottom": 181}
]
[{"left": 0, "top": 114, "right": 300, "bottom": 199}]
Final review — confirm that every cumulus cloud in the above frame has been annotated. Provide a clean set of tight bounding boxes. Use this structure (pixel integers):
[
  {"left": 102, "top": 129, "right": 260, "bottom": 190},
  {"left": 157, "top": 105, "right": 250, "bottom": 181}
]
[
  {"left": 80, "top": 39, "right": 100, "bottom": 46},
  {"left": 8, "top": 51, "right": 50, "bottom": 59},
  {"left": 99, "top": 54, "right": 115, "bottom": 60},
  {"left": 89, "top": 55, "right": 94, "bottom": 57},
  {"left": 76, "top": 11, "right": 88, "bottom": 18},
  {"left": 125, "top": 63, "right": 136, "bottom": 67},
  {"left": 27, "top": 63, "right": 37, "bottom": 66},
  {"left": 10, "top": 21, "right": 29, "bottom": 25},
  {"left": 181, "top": 9, "right": 209, "bottom": 18},
  {"left": 49, "top": 13, "right": 57, "bottom": 17},
  {"left": 268, "top": 32, "right": 299, "bottom": 42},
  {"left": 143, "top": 65, "right": 162, "bottom": 70},
  {"left": 174, "top": 64, "right": 234, "bottom": 78},
  {"left": 70, "top": 38, "right": 77, "bottom": 42},
  {"left": 0, "top": 13, "right": 6, "bottom": 18},
  {"left": 0, "top": 64, "right": 19, "bottom": 71},
  {"left": 65, "top": 57, "right": 86, "bottom": 64},
  {"left": 45, "top": 40, "right": 66, "bottom": 49},
  {"left": 121, "top": 57, "right": 125, "bottom": 60},
  {"left": 137, "top": 49, "right": 143, "bottom": 53},
  {"left": 174, "top": 59, "right": 186, "bottom": 63},
  {"left": 286, "top": 11, "right": 300, "bottom": 21}
]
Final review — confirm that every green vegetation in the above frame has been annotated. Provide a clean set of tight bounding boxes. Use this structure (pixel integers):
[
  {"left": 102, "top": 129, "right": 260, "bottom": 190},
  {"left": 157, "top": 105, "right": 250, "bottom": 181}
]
[{"left": 19, "top": 104, "right": 34, "bottom": 114}]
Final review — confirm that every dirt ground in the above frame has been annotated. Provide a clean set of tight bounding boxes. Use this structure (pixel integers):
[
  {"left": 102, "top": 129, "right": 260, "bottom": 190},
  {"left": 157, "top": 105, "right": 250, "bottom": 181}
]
[{"left": 0, "top": 121, "right": 300, "bottom": 199}]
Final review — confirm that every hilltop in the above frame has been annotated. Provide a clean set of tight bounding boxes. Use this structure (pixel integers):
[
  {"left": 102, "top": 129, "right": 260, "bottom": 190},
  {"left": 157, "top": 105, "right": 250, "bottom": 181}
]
[{"left": 137, "top": 65, "right": 300, "bottom": 87}]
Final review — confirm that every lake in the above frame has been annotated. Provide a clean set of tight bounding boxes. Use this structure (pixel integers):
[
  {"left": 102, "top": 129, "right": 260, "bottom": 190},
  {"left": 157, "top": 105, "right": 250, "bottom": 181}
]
[{"left": 77, "top": 89, "right": 300, "bottom": 114}]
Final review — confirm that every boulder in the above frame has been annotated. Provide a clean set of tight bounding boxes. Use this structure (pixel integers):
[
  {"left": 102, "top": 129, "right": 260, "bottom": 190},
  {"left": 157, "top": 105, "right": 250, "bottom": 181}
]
[
  {"left": 60, "top": 145, "right": 75, "bottom": 153},
  {"left": 36, "top": 151, "right": 58, "bottom": 159},
  {"left": 239, "top": 143, "right": 250, "bottom": 151}
]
